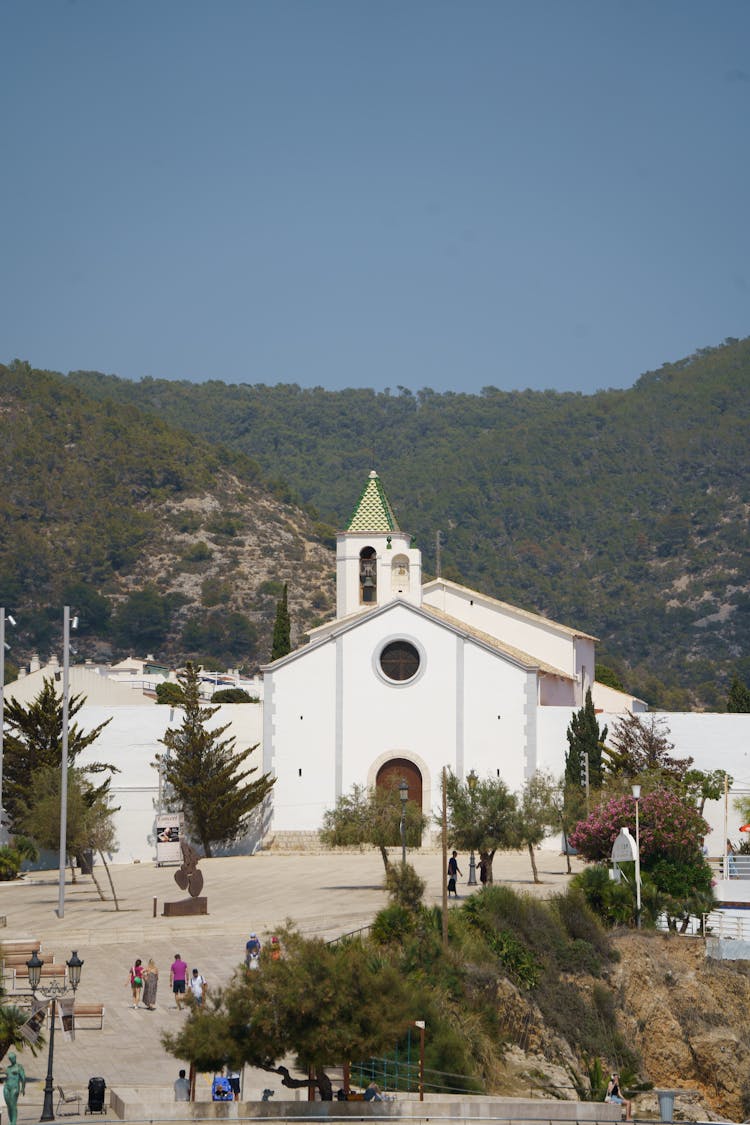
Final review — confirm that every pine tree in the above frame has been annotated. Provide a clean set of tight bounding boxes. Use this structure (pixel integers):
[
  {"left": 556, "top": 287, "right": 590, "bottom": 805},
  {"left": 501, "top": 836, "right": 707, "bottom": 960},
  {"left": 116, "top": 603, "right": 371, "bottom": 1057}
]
[
  {"left": 2, "top": 678, "right": 112, "bottom": 827},
  {"left": 271, "top": 583, "right": 292, "bottom": 660},
  {"left": 565, "top": 688, "right": 607, "bottom": 792},
  {"left": 157, "top": 663, "right": 274, "bottom": 857},
  {"left": 727, "top": 674, "right": 750, "bottom": 713}
]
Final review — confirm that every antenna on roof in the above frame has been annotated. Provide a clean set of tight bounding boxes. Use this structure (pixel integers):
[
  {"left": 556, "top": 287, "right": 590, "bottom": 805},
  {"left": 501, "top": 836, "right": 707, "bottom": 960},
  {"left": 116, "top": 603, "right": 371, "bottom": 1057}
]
[{"left": 436, "top": 530, "right": 442, "bottom": 578}]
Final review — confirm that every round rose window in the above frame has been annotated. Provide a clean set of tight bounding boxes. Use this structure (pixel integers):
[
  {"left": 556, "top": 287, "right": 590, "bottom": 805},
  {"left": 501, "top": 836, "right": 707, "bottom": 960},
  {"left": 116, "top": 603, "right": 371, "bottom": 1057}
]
[{"left": 380, "top": 640, "right": 420, "bottom": 682}]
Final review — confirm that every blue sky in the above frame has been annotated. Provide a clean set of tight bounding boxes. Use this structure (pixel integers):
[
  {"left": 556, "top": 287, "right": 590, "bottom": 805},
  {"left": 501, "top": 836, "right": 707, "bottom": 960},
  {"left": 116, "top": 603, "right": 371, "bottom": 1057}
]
[{"left": 3, "top": 1, "right": 749, "bottom": 395}]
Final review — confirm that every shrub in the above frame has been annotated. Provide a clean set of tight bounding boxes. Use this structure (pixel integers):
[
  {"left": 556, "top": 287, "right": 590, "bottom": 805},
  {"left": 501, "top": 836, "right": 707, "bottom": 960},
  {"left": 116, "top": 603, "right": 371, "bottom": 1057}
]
[{"left": 0, "top": 848, "right": 22, "bottom": 881}]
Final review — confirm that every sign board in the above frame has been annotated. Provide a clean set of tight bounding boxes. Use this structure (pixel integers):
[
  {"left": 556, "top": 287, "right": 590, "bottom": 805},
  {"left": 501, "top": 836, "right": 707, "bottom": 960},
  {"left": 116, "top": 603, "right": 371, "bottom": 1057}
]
[
  {"left": 156, "top": 812, "right": 183, "bottom": 866},
  {"left": 611, "top": 827, "right": 637, "bottom": 864}
]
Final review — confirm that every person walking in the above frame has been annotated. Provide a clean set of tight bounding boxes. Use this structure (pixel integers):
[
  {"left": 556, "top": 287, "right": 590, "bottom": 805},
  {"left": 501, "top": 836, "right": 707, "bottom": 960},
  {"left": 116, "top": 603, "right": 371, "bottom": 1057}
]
[
  {"left": 245, "top": 932, "right": 262, "bottom": 969},
  {"left": 189, "top": 968, "right": 207, "bottom": 1006},
  {"left": 142, "top": 958, "right": 159, "bottom": 1010},
  {"left": 447, "top": 850, "right": 462, "bottom": 897},
  {"left": 128, "top": 958, "right": 144, "bottom": 1008},
  {"left": 170, "top": 953, "right": 188, "bottom": 1010},
  {"left": 174, "top": 1070, "right": 190, "bottom": 1101}
]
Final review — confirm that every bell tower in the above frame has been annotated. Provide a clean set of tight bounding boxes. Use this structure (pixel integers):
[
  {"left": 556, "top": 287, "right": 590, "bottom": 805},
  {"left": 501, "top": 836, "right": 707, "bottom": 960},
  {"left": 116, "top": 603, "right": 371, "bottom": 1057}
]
[{"left": 336, "top": 470, "right": 422, "bottom": 618}]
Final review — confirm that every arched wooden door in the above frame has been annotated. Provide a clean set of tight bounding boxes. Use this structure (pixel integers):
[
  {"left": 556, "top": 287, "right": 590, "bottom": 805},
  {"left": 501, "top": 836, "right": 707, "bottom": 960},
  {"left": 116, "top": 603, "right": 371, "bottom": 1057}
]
[{"left": 376, "top": 758, "right": 423, "bottom": 811}]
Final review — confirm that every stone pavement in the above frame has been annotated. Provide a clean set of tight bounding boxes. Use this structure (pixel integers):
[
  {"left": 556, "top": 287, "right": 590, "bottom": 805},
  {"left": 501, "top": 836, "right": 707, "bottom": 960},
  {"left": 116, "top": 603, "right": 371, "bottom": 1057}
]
[{"left": 1, "top": 847, "right": 583, "bottom": 1121}]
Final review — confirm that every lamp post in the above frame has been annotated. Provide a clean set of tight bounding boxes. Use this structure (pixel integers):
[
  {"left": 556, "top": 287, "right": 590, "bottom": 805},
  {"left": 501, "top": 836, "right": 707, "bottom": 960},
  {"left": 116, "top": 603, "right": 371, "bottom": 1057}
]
[
  {"left": 27, "top": 950, "right": 84, "bottom": 1121},
  {"left": 57, "top": 607, "right": 78, "bottom": 919},
  {"left": 467, "top": 769, "right": 478, "bottom": 886},
  {"left": 0, "top": 609, "right": 17, "bottom": 845},
  {"left": 399, "top": 778, "right": 408, "bottom": 865},
  {"left": 631, "top": 784, "right": 642, "bottom": 929}
]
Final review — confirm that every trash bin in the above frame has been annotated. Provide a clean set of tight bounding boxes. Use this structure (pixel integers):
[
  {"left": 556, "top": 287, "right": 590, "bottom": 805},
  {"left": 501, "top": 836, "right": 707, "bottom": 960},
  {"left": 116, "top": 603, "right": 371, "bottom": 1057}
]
[
  {"left": 87, "top": 1077, "right": 107, "bottom": 1114},
  {"left": 79, "top": 850, "right": 94, "bottom": 876},
  {"left": 657, "top": 1090, "right": 675, "bottom": 1122}
]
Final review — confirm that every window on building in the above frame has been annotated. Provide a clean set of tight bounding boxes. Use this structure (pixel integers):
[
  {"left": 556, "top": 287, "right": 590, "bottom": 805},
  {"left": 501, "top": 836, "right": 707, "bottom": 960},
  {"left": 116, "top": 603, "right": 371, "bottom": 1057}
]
[
  {"left": 360, "top": 546, "right": 377, "bottom": 604},
  {"left": 380, "top": 640, "right": 420, "bottom": 682}
]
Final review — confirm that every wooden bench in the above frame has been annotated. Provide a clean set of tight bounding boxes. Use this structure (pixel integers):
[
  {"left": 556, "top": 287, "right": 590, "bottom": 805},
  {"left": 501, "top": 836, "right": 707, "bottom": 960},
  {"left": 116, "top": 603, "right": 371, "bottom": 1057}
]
[
  {"left": 11, "top": 962, "right": 66, "bottom": 990},
  {"left": 73, "top": 1003, "right": 105, "bottom": 1029},
  {"left": 2, "top": 939, "right": 41, "bottom": 959}
]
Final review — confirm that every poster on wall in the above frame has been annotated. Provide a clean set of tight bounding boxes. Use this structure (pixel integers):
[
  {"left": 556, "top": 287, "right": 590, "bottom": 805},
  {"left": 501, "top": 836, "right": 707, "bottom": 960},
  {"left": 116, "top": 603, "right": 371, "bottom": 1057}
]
[{"left": 156, "top": 811, "right": 183, "bottom": 866}]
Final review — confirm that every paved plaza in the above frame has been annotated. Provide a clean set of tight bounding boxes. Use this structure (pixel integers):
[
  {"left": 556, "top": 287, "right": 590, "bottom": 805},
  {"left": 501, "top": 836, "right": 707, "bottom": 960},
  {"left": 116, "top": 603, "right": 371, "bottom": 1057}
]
[{"left": 1, "top": 847, "right": 582, "bottom": 1121}]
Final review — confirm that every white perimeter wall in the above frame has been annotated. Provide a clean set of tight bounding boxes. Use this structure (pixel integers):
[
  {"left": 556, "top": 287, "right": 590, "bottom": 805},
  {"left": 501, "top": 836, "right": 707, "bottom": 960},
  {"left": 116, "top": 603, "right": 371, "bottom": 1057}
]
[{"left": 74, "top": 703, "right": 263, "bottom": 863}]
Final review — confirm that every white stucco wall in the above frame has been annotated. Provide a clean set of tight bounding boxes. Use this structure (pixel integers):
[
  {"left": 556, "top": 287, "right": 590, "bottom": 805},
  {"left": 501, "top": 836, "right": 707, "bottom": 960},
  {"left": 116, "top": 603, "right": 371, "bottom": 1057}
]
[
  {"left": 422, "top": 581, "right": 587, "bottom": 681},
  {"left": 265, "top": 602, "right": 536, "bottom": 834},
  {"left": 73, "top": 703, "right": 263, "bottom": 863}
]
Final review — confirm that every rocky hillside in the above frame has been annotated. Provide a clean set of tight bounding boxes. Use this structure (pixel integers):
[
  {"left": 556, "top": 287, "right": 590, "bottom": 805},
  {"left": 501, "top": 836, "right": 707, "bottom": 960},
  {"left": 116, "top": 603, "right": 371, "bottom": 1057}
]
[
  {"left": 504, "top": 932, "right": 749, "bottom": 1121},
  {"left": 0, "top": 362, "right": 336, "bottom": 669}
]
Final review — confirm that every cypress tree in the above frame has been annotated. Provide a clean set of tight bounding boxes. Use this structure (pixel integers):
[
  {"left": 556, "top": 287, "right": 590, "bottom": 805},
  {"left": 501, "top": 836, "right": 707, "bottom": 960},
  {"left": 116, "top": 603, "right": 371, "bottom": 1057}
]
[
  {"left": 565, "top": 688, "right": 607, "bottom": 791},
  {"left": 158, "top": 662, "right": 274, "bottom": 857},
  {"left": 727, "top": 674, "right": 750, "bottom": 713},
  {"left": 271, "top": 583, "right": 292, "bottom": 660}
]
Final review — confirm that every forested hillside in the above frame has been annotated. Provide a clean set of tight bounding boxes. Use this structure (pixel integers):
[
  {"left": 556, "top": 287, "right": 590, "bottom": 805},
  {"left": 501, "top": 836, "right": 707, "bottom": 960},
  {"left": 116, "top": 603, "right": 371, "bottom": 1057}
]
[
  {"left": 0, "top": 362, "right": 336, "bottom": 669},
  {"left": 61, "top": 339, "right": 750, "bottom": 709}
]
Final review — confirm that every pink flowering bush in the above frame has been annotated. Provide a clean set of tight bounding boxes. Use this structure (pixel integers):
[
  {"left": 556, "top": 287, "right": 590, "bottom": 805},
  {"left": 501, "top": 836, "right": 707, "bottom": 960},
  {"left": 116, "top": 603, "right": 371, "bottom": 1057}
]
[{"left": 569, "top": 788, "right": 709, "bottom": 864}]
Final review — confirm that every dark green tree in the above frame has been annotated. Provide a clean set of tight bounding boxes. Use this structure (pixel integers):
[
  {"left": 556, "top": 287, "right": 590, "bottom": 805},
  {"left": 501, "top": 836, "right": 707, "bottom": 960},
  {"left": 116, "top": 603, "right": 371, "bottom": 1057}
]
[
  {"left": 162, "top": 927, "right": 419, "bottom": 1100},
  {"left": 155, "top": 682, "right": 185, "bottom": 706},
  {"left": 320, "top": 784, "right": 427, "bottom": 871},
  {"left": 2, "top": 678, "right": 112, "bottom": 827},
  {"left": 511, "top": 772, "right": 556, "bottom": 884},
  {"left": 565, "top": 689, "right": 607, "bottom": 792},
  {"left": 271, "top": 583, "right": 291, "bottom": 660},
  {"left": 727, "top": 674, "right": 750, "bottom": 713},
  {"left": 15, "top": 765, "right": 121, "bottom": 908},
  {"left": 444, "top": 772, "right": 516, "bottom": 883},
  {"left": 157, "top": 663, "right": 274, "bottom": 857}
]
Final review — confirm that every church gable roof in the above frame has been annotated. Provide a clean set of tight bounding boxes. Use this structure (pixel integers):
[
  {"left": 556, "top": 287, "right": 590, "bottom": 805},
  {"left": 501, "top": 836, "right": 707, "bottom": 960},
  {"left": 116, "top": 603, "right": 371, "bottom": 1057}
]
[
  {"left": 346, "top": 470, "right": 400, "bottom": 532},
  {"left": 422, "top": 577, "right": 598, "bottom": 642},
  {"left": 263, "top": 598, "right": 573, "bottom": 681}
]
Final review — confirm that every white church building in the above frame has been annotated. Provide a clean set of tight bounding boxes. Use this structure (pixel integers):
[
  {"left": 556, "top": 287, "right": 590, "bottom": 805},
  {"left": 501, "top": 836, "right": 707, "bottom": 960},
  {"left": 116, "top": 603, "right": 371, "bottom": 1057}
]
[
  {"left": 4, "top": 470, "right": 750, "bottom": 864},
  {"left": 262, "top": 471, "right": 653, "bottom": 843}
]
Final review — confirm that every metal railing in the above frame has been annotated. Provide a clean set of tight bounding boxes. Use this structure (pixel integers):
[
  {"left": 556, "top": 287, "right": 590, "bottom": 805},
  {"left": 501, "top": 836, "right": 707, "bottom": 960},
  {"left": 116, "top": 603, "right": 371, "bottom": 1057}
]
[
  {"left": 717, "top": 854, "right": 750, "bottom": 879},
  {"left": 702, "top": 911, "right": 750, "bottom": 941}
]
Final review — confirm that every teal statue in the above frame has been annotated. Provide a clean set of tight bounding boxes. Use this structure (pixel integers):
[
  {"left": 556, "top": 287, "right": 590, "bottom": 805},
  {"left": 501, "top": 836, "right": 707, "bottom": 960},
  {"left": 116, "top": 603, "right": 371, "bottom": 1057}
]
[{"left": 3, "top": 1052, "right": 26, "bottom": 1125}]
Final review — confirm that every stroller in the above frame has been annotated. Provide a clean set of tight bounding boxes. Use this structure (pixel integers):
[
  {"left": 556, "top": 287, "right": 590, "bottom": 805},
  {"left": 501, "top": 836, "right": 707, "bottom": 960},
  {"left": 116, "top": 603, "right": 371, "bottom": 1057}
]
[{"left": 212, "top": 1076, "right": 233, "bottom": 1102}]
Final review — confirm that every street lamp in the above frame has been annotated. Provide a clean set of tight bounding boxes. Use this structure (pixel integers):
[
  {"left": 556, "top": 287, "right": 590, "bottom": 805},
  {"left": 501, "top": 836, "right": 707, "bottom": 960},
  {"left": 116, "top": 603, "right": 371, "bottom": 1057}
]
[
  {"left": 0, "top": 609, "right": 17, "bottom": 845},
  {"left": 467, "top": 770, "right": 478, "bottom": 886},
  {"left": 399, "top": 778, "right": 408, "bottom": 865},
  {"left": 27, "top": 950, "right": 84, "bottom": 1121},
  {"left": 57, "top": 607, "right": 78, "bottom": 919},
  {"left": 631, "top": 784, "right": 642, "bottom": 929}
]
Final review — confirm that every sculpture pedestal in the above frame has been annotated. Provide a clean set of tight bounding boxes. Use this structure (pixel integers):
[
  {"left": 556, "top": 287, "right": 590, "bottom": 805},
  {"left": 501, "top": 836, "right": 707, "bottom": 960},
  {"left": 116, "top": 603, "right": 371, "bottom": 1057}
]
[{"left": 162, "top": 897, "right": 208, "bottom": 917}]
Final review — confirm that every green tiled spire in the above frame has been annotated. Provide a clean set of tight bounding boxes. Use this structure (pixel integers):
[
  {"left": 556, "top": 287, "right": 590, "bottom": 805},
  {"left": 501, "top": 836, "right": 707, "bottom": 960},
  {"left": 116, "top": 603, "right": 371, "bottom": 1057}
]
[{"left": 346, "top": 471, "right": 400, "bottom": 532}]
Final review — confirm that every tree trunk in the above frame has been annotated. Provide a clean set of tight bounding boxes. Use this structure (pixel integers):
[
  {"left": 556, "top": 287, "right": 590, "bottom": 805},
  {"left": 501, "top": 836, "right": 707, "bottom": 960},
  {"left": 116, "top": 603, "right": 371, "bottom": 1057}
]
[
  {"left": 379, "top": 844, "right": 390, "bottom": 871},
  {"left": 269, "top": 1064, "right": 332, "bottom": 1099},
  {"left": 89, "top": 865, "right": 107, "bottom": 901},
  {"left": 98, "top": 849, "right": 121, "bottom": 911},
  {"left": 561, "top": 827, "right": 572, "bottom": 874},
  {"left": 316, "top": 1067, "right": 333, "bottom": 1101},
  {"left": 527, "top": 842, "right": 540, "bottom": 884}
]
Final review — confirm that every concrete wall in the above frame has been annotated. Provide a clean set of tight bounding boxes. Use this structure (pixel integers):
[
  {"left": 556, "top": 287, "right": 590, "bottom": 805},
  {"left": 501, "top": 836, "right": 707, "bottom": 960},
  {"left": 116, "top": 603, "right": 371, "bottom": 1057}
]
[{"left": 72, "top": 703, "right": 263, "bottom": 864}]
